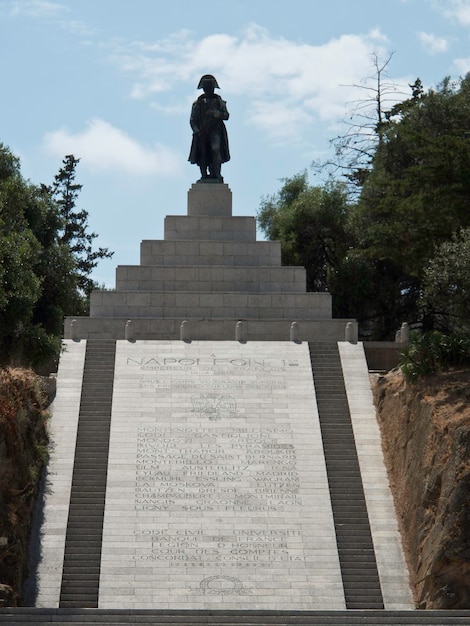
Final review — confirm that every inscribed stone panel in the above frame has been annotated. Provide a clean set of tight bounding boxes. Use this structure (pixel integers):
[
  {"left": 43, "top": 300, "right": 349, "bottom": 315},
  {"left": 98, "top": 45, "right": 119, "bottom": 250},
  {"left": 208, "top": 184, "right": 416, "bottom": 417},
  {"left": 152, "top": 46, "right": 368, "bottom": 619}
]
[{"left": 100, "top": 340, "right": 344, "bottom": 610}]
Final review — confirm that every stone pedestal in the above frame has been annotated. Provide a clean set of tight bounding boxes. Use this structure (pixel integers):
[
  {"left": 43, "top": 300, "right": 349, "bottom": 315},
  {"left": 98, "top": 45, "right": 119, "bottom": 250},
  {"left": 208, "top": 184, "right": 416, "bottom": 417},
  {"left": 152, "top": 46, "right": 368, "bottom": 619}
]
[
  {"left": 63, "top": 183, "right": 356, "bottom": 340},
  {"left": 187, "top": 182, "right": 232, "bottom": 216}
]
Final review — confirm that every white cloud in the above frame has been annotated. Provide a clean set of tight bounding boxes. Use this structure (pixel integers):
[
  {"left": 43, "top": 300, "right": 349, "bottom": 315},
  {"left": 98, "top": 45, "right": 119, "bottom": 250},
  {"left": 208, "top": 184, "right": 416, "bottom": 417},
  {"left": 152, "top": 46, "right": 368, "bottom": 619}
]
[
  {"left": 443, "top": 0, "right": 470, "bottom": 26},
  {"left": 9, "top": 0, "right": 66, "bottom": 18},
  {"left": 43, "top": 119, "right": 182, "bottom": 177},
  {"left": 454, "top": 56, "right": 470, "bottom": 73},
  {"left": 8, "top": 1, "right": 95, "bottom": 36},
  {"left": 418, "top": 31, "right": 449, "bottom": 53},
  {"left": 58, "top": 19, "right": 95, "bottom": 37},
  {"left": 109, "top": 24, "right": 400, "bottom": 142},
  {"left": 248, "top": 101, "right": 314, "bottom": 142}
]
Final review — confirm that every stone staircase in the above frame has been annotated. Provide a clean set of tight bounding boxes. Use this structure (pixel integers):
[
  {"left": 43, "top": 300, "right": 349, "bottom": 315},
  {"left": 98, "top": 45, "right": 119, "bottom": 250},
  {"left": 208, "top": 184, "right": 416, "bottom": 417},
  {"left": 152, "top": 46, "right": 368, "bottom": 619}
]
[
  {"left": 59, "top": 340, "right": 116, "bottom": 608},
  {"left": 31, "top": 339, "right": 419, "bottom": 617},
  {"left": 309, "top": 343, "right": 383, "bottom": 610},
  {"left": 3, "top": 608, "right": 470, "bottom": 624}
]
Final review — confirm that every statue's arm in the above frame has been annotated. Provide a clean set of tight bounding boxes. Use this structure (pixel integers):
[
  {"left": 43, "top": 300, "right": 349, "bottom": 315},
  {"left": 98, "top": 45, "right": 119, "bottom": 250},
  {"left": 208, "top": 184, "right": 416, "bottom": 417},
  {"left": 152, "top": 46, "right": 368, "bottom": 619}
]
[
  {"left": 215, "top": 99, "right": 229, "bottom": 121},
  {"left": 190, "top": 101, "right": 200, "bottom": 133}
]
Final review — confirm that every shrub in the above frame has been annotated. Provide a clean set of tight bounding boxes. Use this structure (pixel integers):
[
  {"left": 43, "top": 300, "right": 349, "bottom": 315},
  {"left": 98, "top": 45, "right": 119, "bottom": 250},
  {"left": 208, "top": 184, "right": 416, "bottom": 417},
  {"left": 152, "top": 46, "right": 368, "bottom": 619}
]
[{"left": 400, "top": 331, "right": 470, "bottom": 382}]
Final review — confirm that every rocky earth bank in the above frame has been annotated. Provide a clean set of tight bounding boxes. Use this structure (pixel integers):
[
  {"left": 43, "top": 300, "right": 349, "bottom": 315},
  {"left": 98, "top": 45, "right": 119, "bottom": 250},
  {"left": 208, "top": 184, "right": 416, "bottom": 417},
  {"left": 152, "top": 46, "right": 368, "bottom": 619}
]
[
  {"left": 0, "top": 368, "right": 53, "bottom": 607},
  {"left": 373, "top": 368, "right": 470, "bottom": 609}
]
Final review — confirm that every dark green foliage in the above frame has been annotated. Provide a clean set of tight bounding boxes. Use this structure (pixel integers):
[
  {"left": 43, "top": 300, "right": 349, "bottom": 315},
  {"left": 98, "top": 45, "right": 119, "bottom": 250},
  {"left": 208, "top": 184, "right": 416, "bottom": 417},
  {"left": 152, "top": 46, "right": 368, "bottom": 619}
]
[
  {"left": 421, "top": 228, "right": 470, "bottom": 335},
  {"left": 0, "top": 145, "right": 112, "bottom": 367},
  {"left": 260, "top": 73, "right": 470, "bottom": 340},
  {"left": 400, "top": 331, "right": 470, "bottom": 382},
  {"left": 52, "top": 155, "right": 113, "bottom": 297},
  {"left": 257, "top": 172, "right": 351, "bottom": 292},
  {"left": 329, "top": 255, "right": 420, "bottom": 339},
  {"left": 0, "top": 144, "right": 54, "bottom": 365},
  {"left": 256, "top": 171, "right": 422, "bottom": 338},
  {"left": 355, "top": 75, "right": 470, "bottom": 271},
  {"left": 34, "top": 155, "right": 113, "bottom": 337},
  {"left": 350, "top": 75, "right": 470, "bottom": 335}
]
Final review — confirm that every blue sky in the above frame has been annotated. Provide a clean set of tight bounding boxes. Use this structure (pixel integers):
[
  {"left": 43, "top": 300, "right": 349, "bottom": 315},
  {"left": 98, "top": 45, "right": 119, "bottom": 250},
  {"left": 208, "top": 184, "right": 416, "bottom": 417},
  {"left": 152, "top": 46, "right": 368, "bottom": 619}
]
[{"left": 2, "top": 0, "right": 470, "bottom": 286}]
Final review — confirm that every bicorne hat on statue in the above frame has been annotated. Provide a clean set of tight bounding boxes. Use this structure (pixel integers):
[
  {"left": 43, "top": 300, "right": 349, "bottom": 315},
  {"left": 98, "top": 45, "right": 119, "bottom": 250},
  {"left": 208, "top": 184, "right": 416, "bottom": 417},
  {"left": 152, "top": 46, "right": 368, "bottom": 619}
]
[{"left": 197, "top": 74, "right": 220, "bottom": 89}]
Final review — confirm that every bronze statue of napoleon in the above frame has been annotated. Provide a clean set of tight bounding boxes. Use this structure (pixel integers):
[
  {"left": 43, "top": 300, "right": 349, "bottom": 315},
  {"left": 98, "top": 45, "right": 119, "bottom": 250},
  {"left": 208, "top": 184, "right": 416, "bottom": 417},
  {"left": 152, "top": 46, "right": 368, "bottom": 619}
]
[{"left": 188, "top": 74, "right": 230, "bottom": 182}]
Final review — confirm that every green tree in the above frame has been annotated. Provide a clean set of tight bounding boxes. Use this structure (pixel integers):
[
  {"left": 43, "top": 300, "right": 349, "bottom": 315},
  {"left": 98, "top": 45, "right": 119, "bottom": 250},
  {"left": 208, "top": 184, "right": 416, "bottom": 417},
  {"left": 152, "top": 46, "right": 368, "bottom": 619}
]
[
  {"left": 52, "top": 155, "right": 113, "bottom": 297},
  {"left": 328, "top": 253, "right": 418, "bottom": 339},
  {"left": 259, "top": 74, "right": 470, "bottom": 340},
  {"left": 0, "top": 145, "right": 113, "bottom": 366},
  {"left": 256, "top": 173, "right": 402, "bottom": 337},
  {"left": 356, "top": 75, "right": 470, "bottom": 277},
  {"left": 0, "top": 144, "right": 58, "bottom": 364},
  {"left": 34, "top": 156, "right": 113, "bottom": 336},
  {"left": 348, "top": 74, "right": 470, "bottom": 336},
  {"left": 421, "top": 228, "right": 470, "bottom": 335},
  {"left": 257, "top": 171, "right": 353, "bottom": 298}
]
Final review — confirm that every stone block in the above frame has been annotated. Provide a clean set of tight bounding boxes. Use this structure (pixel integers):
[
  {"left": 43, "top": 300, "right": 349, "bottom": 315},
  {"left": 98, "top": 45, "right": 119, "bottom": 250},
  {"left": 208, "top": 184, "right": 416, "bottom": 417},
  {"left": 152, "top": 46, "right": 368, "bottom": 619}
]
[
  {"left": 174, "top": 292, "right": 200, "bottom": 307},
  {"left": 187, "top": 182, "right": 232, "bottom": 216},
  {"left": 164, "top": 216, "right": 256, "bottom": 242},
  {"left": 64, "top": 315, "right": 354, "bottom": 342},
  {"left": 223, "top": 293, "right": 249, "bottom": 307},
  {"left": 140, "top": 239, "right": 282, "bottom": 267}
]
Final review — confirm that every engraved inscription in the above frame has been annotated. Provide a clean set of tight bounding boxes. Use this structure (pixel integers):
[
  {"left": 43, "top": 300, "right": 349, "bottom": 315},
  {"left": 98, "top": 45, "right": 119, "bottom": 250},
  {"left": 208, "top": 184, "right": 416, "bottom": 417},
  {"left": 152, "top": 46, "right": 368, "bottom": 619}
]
[
  {"left": 191, "top": 394, "right": 237, "bottom": 420},
  {"left": 129, "top": 354, "right": 297, "bottom": 391},
  {"left": 128, "top": 349, "right": 317, "bottom": 584},
  {"left": 133, "top": 528, "right": 306, "bottom": 569},
  {"left": 127, "top": 356, "right": 300, "bottom": 370},
  {"left": 200, "top": 576, "right": 248, "bottom": 595},
  {"left": 135, "top": 426, "right": 302, "bottom": 512}
]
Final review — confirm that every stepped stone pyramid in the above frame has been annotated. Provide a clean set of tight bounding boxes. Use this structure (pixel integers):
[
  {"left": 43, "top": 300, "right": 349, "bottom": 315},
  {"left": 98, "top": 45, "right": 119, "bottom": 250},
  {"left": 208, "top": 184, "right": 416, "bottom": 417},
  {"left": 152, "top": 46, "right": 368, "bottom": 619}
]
[
  {"left": 64, "top": 183, "right": 355, "bottom": 341},
  {"left": 17, "top": 182, "right": 470, "bottom": 625}
]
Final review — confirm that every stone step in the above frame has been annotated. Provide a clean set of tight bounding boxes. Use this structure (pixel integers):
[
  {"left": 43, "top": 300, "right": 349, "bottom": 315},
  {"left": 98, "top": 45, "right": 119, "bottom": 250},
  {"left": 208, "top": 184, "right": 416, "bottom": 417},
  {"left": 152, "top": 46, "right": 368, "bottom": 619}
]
[
  {"left": 73, "top": 433, "right": 111, "bottom": 439},
  {"left": 69, "top": 465, "right": 109, "bottom": 472},
  {"left": 3, "top": 609, "right": 470, "bottom": 625},
  {"left": 66, "top": 495, "right": 104, "bottom": 508},
  {"left": 61, "top": 572, "right": 100, "bottom": 581},
  {"left": 65, "top": 538, "right": 104, "bottom": 546},
  {"left": 63, "top": 553, "right": 104, "bottom": 562},
  {"left": 70, "top": 446, "right": 107, "bottom": 462},
  {"left": 66, "top": 507, "right": 105, "bottom": 516},
  {"left": 89, "top": 290, "right": 332, "bottom": 321},
  {"left": 164, "top": 214, "right": 257, "bottom": 242},
  {"left": 64, "top": 525, "right": 104, "bottom": 533},
  {"left": 65, "top": 524, "right": 107, "bottom": 533},
  {"left": 115, "top": 264, "right": 307, "bottom": 293},
  {"left": 74, "top": 413, "right": 113, "bottom": 419},
  {"left": 140, "top": 239, "right": 282, "bottom": 267}
]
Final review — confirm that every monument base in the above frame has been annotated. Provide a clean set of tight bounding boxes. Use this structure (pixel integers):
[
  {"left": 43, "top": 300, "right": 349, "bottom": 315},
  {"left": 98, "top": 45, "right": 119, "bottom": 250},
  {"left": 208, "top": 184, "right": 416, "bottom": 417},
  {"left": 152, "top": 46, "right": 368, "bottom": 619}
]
[
  {"left": 33, "top": 340, "right": 413, "bottom": 611},
  {"left": 63, "top": 316, "right": 356, "bottom": 342},
  {"left": 188, "top": 182, "right": 232, "bottom": 216}
]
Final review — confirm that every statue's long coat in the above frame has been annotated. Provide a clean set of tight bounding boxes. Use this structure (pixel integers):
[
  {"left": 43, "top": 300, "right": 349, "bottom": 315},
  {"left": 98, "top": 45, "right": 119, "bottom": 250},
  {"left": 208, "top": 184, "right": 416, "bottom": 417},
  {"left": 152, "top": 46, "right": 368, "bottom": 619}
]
[{"left": 188, "top": 93, "right": 230, "bottom": 165}]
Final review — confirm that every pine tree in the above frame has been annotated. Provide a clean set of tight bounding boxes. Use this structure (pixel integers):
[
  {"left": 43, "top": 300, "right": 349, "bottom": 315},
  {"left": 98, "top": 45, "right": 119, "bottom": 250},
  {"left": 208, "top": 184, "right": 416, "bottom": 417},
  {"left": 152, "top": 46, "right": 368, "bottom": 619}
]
[{"left": 52, "top": 155, "right": 113, "bottom": 297}]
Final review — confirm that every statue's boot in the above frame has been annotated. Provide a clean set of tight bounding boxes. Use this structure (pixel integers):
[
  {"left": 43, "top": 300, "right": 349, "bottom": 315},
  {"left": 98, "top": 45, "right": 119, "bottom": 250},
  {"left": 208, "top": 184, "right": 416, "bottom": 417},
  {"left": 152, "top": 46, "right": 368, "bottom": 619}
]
[{"left": 209, "top": 160, "right": 223, "bottom": 182}]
